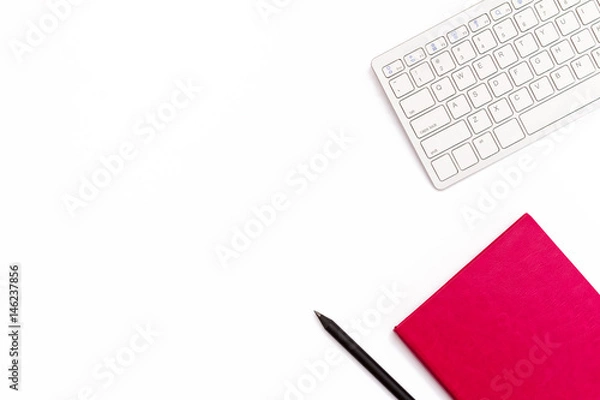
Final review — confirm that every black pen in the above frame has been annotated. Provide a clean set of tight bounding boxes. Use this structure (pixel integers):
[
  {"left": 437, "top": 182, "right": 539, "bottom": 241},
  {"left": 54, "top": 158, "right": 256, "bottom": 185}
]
[{"left": 314, "top": 311, "right": 415, "bottom": 400}]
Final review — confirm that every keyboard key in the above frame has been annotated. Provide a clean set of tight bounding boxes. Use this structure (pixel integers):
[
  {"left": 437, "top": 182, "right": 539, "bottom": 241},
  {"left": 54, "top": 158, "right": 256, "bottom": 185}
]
[
  {"left": 557, "top": 11, "right": 581, "bottom": 35},
  {"left": 509, "top": 87, "right": 534, "bottom": 111},
  {"left": 383, "top": 60, "right": 404, "bottom": 78},
  {"left": 431, "top": 155, "right": 458, "bottom": 181},
  {"left": 400, "top": 88, "right": 435, "bottom": 118},
  {"left": 468, "top": 109, "right": 493, "bottom": 133},
  {"left": 447, "top": 95, "right": 472, "bottom": 118},
  {"left": 577, "top": 1, "right": 600, "bottom": 24},
  {"left": 489, "top": 98, "right": 514, "bottom": 122},
  {"left": 535, "top": 22, "right": 560, "bottom": 45},
  {"left": 411, "top": 62, "right": 436, "bottom": 86},
  {"left": 390, "top": 74, "right": 414, "bottom": 98},
  {"left": 426, "top": 37, "right": 449, "bottom": 54},
  {"left": 431, "top": 52, "right": 457, "bottom": 75},
  {"left": 592, "top": 47, "right": 600, "bottom": 67},
  {"left": 535, "top": 0, "right": 561, "bottom": 21},
  {"left": 489, "top": 72, "right": 514, "bottom": 96},
  {"left": 514, "top": 33, "right": 539, "bottom": 56},
  {"left": 473, "top": 30, "right": 498, "bottom": 53},
  {"left": 515, "top": 8, "right": 540, "bottom": 31},
  {"left": 452, "top": 143, "right": 479, "bottom": 169},
  {"left": 593, "top": 22, "right": 600, "bottom": 40},
  {"left": 509, "top": 62, "right": 534, "bottom": 85},
  {"left": 432, "top": 77, "right": 456, "bottom": 101},
  {"left": 512, "top": 0, "right": 534, "bottom": 9},
  {"left": 530, "top": 76, "right": 555, "bottom": 100},
  {"left": 492, "top": 3, "right": 513, "bottom": 20},
  {"left": 558, "top": 0, "right": 581, "bottom": 10},
  {"left": 571, "top": 54, "right": 595, "bottom": 78},
  {"left": 550, "top": 40, "right": 575, "bottom": 63},
  {"left": 452, "top": 66, "right": 478, "bottom": 90},
  {"left": 411, "top": 106, "right": 451, "bottom": 138},
  {"left": 468, "top": 84, "right": 493, "bottom": 108},
  {"left": 469, "top": 14, "right": 492, "bottom": 32},
  {"left": 530, "top": 50, "right": 555, "bottom": 74},
  {"left": 473, "top": 55, "right": 498, "bottom": 78},
  {"left": 405, "top": 48, "right": 427, "bottom": 66},
  {"left": 571, "top": 29, "right": 595, "bottom": 52},
  {"left": 494, "top": 19, "right": 519, "bottom": 42},
  {"left": 447, "top": 25, "right": 469, "bottom": 43},
  {"left": 494, "top": 119, "right": 526, "bottom": 148},
  {"left": 494, "top": 44, "right": 519, "bottom": 68},
  {"left": 520, "top": 72, "right": 600, "bottom": 133},
  {"left": 452, "top": 41, "right": 477, "bottom": 64},
  {"left": 422, "top": 121, "right": 471, "bottom": 158},
  {"left": 550, "top": 65, "right": 575, "bottom": 89},
  {"left": 473, "top": 132, "right": 500, "bottom": 159}
]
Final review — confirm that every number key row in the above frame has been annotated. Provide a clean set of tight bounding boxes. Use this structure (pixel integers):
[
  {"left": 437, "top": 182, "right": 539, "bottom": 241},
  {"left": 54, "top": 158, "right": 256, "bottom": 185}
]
[{"left": 387, "top": 0, "right": 599, "bottom": 79}]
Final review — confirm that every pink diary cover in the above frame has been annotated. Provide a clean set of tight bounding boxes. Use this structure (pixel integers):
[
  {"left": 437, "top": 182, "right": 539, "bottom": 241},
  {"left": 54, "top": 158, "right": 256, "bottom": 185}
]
[{"left": 395, "top": 214, "right": 600, "bottom": 400}]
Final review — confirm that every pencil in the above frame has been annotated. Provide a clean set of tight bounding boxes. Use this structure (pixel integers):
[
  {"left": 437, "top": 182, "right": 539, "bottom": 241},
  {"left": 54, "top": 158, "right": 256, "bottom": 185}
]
[{"left": 314, "top": 311, "right": 415, "bottom": 400}]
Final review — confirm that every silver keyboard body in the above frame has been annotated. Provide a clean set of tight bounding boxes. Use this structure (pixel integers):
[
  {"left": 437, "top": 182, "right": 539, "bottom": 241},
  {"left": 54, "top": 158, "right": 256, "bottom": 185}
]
[{"left": 373, "top": 0, "right": 600, "bottom": 189}]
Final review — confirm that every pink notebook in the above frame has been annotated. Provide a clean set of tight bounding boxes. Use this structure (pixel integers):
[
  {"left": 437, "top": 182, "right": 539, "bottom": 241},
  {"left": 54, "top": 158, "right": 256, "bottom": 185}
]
[{"left": 395, "top": 214, "right": 600, "bottom": 400}]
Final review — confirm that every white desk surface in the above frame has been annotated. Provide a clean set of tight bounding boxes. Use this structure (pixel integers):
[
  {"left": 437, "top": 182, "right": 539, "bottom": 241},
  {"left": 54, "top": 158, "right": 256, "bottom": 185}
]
[{"left": 1, "top": 0, "right": 599, "bottom": 399}]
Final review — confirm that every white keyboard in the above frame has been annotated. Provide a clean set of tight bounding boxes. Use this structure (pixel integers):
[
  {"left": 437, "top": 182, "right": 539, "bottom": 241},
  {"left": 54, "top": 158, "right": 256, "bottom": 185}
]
[{"left": 372, "top": 0, "right": 600, "bottom": 189}]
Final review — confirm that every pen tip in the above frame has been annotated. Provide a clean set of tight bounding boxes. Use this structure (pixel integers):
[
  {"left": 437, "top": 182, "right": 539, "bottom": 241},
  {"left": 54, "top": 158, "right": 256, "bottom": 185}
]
[{"left": 314, "top": 311, "right": 333, "bottom": 329}]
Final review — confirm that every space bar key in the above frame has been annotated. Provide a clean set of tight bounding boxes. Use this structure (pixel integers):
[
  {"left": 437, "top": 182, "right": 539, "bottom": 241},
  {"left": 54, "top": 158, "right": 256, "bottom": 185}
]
[{"left": 521, "top": 74, "right": 600, "bottom": 134}]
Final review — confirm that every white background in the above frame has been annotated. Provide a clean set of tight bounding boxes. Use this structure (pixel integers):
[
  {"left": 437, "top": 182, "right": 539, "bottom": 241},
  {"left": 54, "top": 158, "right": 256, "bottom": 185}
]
[{"left": 1, "top": 0, "right": 599, "bottom": 399}]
